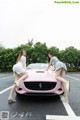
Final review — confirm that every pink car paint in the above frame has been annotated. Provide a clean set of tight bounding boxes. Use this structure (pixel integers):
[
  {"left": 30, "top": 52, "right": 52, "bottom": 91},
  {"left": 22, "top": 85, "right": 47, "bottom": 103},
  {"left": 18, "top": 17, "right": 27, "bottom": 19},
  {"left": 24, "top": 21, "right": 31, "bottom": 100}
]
[{"left": 16, "top": 69, "right": 64, "bottom": 96}]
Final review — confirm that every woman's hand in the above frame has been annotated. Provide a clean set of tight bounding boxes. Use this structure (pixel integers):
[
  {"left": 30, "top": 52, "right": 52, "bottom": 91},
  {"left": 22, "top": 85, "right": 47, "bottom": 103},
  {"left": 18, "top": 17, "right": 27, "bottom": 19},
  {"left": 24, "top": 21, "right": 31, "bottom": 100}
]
[{"left": 46, "top": 62, "right": 51, "bottom": 71}]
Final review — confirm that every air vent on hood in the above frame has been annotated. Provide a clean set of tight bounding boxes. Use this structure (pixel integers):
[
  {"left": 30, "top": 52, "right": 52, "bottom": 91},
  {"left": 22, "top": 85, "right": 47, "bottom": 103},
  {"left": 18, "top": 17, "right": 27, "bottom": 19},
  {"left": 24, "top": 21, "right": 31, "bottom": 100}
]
[{"left": 36, "top": 71, "right": 45, "bottom": 73}]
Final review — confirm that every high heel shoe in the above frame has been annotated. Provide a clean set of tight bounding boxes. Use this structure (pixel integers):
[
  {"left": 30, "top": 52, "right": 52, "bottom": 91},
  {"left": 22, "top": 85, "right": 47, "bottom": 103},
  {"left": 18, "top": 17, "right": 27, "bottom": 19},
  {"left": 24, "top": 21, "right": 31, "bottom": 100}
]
[{"left": 8, "top": 99, "right": 16, "bottom": 104}]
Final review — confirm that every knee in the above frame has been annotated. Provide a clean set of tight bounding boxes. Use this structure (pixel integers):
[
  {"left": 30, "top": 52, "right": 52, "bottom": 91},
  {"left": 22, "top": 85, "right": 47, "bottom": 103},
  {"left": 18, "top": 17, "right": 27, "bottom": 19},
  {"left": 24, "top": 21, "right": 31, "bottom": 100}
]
[
  {"left": 22, "top": 72, "right": 28, "bottom": 76},
  {"left": 55, "top": 75, "right": 60, "bottom": 79},
  {"left": 25, "top": 72, "right": 28, "bottom": 78}
]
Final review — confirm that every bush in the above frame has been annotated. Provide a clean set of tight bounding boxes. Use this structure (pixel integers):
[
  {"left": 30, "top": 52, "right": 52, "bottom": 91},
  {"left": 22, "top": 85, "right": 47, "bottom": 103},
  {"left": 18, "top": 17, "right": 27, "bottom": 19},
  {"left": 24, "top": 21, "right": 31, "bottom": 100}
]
[{"left": 0, "top": 42, "right": 80, "bottom": 72}]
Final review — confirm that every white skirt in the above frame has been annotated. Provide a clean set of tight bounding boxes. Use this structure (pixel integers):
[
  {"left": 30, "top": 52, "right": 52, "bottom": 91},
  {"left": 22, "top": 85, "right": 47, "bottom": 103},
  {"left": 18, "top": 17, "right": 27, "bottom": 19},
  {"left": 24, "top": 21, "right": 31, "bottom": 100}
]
[
  {"left": 13, "top": 62, "right": 26, "bottom": 74},
  {"left": 54, "top": 61, "right": 67, "bottom": 71}
]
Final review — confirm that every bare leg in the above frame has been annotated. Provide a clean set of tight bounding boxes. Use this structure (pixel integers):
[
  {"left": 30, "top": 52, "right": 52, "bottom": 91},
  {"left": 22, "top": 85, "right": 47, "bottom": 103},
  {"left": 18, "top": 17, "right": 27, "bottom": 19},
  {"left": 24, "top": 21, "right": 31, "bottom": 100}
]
[
  {"left": 61, "top": 69, "right": 70, "bottom": 103},
  {"left": 8, "top": 73, "right": 19, "bottom": 102},
  {"left": 55, "top": 69, "right": 69, "bottom": 103},
  {"left": 15, "top": 72, "right": 28, "bottom": 87}
]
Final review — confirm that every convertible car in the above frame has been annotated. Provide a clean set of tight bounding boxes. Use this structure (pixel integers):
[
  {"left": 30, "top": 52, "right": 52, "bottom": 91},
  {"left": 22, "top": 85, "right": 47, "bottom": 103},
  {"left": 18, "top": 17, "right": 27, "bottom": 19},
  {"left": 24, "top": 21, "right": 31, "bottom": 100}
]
[{"left": 16, "top": 63, "right": 64, "bottom": 96}]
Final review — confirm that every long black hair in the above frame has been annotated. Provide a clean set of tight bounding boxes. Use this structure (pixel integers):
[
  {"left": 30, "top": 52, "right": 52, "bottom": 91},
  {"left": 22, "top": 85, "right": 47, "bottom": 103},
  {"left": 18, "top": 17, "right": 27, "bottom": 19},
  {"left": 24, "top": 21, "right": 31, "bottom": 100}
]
[
  {"left": 47, "top": 52, "right": 54, "bottom": 63},
  {"left": 48, "top": 56, "right": 50, "bottom": 63},
  {"left": 16, "top": 49, "right": 27, "bottom": 63}
]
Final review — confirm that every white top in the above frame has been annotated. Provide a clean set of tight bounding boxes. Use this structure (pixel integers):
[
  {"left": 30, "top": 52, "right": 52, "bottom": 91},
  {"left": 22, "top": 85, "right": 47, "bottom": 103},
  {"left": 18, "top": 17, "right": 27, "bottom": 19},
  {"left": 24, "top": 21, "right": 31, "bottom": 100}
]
[
  {"left": 50, "top": 56, "right": 67, "bottom": 71},
  {"left": 50, "top": 56, "right": 59, "bottom": 66},
  {"left": 13, "top": 55, "right": 27, "bottom": 74}
]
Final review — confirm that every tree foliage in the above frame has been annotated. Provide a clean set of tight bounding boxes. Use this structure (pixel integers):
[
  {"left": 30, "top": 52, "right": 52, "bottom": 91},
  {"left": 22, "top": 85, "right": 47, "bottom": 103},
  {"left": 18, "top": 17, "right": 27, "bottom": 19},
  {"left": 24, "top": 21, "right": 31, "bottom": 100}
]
[
  {"left": 0, "top": 42, "right": 80, "bottom": 72},
  {"left": 0, "top": 43, "right": 5, "bottom": 52}
]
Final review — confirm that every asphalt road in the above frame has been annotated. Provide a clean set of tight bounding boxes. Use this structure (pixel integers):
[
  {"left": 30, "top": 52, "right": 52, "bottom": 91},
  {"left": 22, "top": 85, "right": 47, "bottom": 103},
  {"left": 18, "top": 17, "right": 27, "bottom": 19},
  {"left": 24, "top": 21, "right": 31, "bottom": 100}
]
[{"left": 0, "top": 72, "right": 80, "bottom": 120}]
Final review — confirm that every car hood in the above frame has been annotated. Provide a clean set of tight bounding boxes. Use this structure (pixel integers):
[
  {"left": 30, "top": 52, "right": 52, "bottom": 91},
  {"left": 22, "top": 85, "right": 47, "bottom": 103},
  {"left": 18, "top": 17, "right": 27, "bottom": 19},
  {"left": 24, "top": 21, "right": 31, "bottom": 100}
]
[{"left": 24, "top": 69, "right": 57, "bottom": 82}]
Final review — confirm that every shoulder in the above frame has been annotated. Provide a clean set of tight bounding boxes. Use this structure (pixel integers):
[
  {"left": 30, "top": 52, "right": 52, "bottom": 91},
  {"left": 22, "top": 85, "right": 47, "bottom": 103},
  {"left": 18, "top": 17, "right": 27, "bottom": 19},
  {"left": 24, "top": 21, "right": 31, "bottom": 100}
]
[
  {"left": 50, "top": 56, "right": 58, "bottom": 62},
  {"left": 21, "top": 55, "right": 26, "bottom": 61},
  {"left": 50, "top": 57, "right": 54, "bottom": 62},
  {"left": 51, "top": 56, "right": 57, "bottom": 60},
  {"left": 21, "top": 55, "right": 26, "bottom": 58}
]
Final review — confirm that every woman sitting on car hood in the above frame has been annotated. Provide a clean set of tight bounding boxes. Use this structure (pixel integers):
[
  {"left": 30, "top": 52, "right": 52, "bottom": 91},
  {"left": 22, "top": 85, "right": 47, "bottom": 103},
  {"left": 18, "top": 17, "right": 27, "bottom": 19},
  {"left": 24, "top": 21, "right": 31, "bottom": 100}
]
[{"left": 8, "top": 49, "right": 28, "bottom": 103}]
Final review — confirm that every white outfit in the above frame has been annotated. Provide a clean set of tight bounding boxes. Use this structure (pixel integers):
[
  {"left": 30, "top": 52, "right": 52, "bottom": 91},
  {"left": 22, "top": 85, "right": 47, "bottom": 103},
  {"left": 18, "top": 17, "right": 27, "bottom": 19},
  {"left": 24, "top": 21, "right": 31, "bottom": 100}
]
[
  {"left": 50, "top": 56, "right": 67, "bottom": 71},
  {"left": 13, "top": 55, "right": 27, "bottom": 74}
]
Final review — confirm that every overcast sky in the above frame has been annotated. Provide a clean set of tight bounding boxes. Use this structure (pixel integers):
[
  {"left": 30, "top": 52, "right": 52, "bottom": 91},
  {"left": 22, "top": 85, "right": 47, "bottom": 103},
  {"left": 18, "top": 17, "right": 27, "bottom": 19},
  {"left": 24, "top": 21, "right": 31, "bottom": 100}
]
[{"left": 0, "top": 0, "right": 80, "bottom": 50}]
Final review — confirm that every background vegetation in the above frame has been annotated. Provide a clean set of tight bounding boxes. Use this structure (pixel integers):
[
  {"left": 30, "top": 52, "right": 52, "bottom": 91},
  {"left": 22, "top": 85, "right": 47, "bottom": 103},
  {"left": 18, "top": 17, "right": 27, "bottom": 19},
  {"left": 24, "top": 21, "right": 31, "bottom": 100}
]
[{"left": 0, "top": 40, "right": 80, "bottom": 72}]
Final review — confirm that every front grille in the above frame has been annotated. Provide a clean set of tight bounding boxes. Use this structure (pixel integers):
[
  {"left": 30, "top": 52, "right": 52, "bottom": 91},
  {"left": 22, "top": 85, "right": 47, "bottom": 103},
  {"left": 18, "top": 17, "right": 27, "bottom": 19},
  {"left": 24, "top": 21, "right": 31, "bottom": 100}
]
[{"left": 24, "top": 82, "right": 57, "bottom": 91}]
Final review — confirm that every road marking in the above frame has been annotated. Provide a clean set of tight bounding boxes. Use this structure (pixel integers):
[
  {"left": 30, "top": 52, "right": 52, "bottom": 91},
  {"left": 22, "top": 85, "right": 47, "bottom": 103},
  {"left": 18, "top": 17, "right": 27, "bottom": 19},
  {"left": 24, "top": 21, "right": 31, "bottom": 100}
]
[
  {"left": 65, "top": 75, "right": 79, "bottom": 81},
  {"left": 0, "top": 86, "right": 12, "bottom": 94},
  {"left": 0, "top": 76, "right": 13, "bottom": 80},
  {"left": 72, "top": 74, "right": 80, "bottom": 77},
  {"left": 46, "top": 115, "right": 80, "bottom": 120},
  {"left": 46, "top": 95, "right": 77, "bottom": 120},
  {"left": 46, "top": 96, "right": 80, "bottom": 120},
  {"left": 60, "top": 96, "right": 76, "bottom": 116}
]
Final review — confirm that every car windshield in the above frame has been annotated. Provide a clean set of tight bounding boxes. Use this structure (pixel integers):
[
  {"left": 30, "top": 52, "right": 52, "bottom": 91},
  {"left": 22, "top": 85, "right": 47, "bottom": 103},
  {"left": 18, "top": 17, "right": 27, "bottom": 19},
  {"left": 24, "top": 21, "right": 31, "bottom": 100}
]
[
  {"left": 27, "top": 63, "right": 53, "bottom": 70},
  {"left": 27, "top": 63, "right": 48, "bottom": 69}
]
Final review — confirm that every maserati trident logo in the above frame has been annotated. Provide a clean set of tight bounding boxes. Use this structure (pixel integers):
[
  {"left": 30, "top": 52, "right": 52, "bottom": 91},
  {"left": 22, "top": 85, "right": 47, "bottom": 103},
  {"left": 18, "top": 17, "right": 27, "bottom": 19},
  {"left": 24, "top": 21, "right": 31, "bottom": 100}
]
[{"left": 39, "top": 83, "right": 42, "bottom": 88}]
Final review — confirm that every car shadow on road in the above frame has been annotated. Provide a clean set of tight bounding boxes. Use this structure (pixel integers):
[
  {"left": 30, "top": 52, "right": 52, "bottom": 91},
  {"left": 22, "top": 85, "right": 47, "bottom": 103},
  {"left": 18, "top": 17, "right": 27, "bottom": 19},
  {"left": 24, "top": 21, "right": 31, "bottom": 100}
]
[{"left": 15, "top": 94, "right": 60, "bottom": 103}]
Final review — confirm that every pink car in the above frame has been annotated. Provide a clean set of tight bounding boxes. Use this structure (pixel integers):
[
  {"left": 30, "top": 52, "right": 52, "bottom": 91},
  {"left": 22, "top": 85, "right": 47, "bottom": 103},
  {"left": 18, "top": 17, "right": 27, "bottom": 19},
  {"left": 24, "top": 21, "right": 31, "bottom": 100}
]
[{"left": 16, "top": 63, "right": 64, "bottom": 96}]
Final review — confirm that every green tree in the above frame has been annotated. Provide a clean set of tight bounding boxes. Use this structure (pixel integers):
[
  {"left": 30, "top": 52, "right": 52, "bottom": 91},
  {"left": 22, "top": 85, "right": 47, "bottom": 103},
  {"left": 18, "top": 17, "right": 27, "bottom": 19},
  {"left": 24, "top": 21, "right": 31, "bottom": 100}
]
[
  {"left": 0, "top": 41, "right": 80, "bottom": 72},
  {"left": 48, "top": 46, "right": 59, "bottom": 57},
  {"left": 30, "top": 42, "right": 48, "bottom": 63},
  {"left": 0, "top": 43, "right": 5, "bottom": 52},
  {"left": 60, "top": 46, "right": 79, "bottom": 71},
  {"left": 27, "top": 38, "right": 33, "bottom": 47}
]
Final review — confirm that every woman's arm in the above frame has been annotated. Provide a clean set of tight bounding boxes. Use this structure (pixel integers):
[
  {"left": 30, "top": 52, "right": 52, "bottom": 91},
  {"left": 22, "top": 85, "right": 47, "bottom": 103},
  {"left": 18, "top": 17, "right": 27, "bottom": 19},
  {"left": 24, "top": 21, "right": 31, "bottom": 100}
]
[
  {"left": 47, "top": 57, "right": 54, "bottom": 71},
  {"left": 47, "top": 62, "right": 52, "bottom": 71}
]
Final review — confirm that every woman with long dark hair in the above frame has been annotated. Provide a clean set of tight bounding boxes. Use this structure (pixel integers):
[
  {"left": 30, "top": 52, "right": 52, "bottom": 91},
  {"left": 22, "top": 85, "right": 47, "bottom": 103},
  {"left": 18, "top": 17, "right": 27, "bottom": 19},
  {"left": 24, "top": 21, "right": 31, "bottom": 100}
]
[
  {"left": 47, "top": 52, "right": 69, "bottom": 103},
  {"left": 8, "top": 49, "right": 28, "bottom": 103}
]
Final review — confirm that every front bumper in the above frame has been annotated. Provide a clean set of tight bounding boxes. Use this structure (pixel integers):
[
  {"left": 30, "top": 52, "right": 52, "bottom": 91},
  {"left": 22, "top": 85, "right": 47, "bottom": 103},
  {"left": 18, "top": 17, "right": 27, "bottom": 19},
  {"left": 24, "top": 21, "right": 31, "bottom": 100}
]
[{"left": 15, "top": 81, "right": 64, "bottom": 96}]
